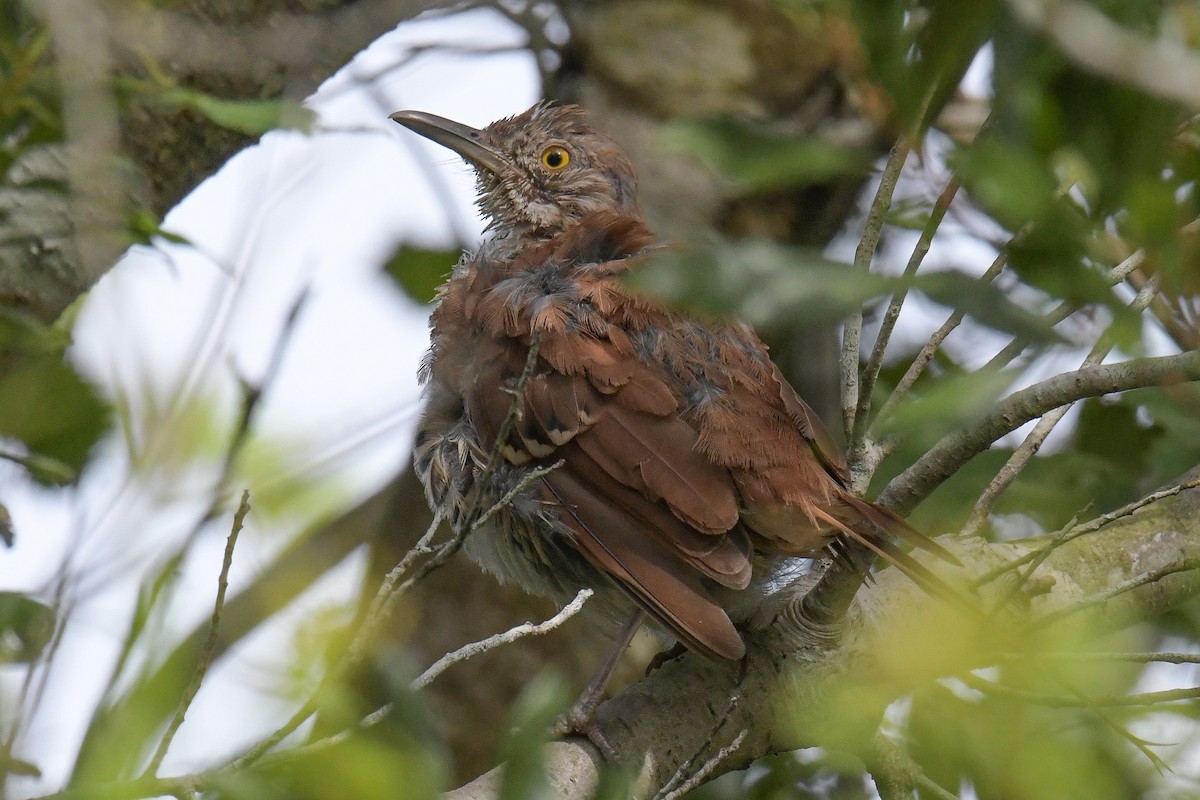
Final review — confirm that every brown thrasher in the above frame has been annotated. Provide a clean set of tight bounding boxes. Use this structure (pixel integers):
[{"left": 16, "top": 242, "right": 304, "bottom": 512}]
[{"left": 391, "top": 102, "right": 941, "bottom": 671}]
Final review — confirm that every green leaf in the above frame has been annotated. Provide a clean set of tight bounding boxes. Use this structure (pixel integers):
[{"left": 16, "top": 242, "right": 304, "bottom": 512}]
[
  {"left": 876, "top": 366, "right": 1020, "bottom": 455},
  {"left": 854, "top": 0, "right": 999, "bottom": 132},
  {"left": 497, "top": 671, "right": 569, "bottom": 800},
  {"left": 913, "top": 270, "right": 1063, "bottom": 344},
  {"left": 141, "top": 85, "right": 315, "bottom": 136},
  {"left": 383, "top": 246, "right": 459, "bottom": 304},
  {"left": 126, "top": 208, "right": 191, "bottom": 247},
  {"left": 0, "top": 354, "right": 109, "bottom": 483},
  {"left": 0, "top": 592, "right": 55, "bottom": 663},
  {"left": 662, "top": 117, "right": 873, "bottom": 192},
  {"left": 187, "top": 93, "right": 313, "bottom": 136},
  {"left": 630, "top": 242, "right": 893, "bottom": 327},
  {"left": 952, "top": 138, "right": 1059, "bottom": 228},
  {"left": 632, "top": 242, "right": 1062, "bottom": 344}
]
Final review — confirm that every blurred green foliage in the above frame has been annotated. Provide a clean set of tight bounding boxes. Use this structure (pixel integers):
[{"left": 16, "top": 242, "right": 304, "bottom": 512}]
[
  {"left": 0, "top": 591, "right": 54, "bottom": 663},
  {"left": 0, "top": 3, "right": 60, "bottom": 178},
  {"left": 663, "top": 117, "right": 875, "bottom": 192},
  {"left": 0, "top": 309, "right": 109, "bottom": 485},
  {"left": 384, "top": 246, "right": 461, "bottom": 304}
]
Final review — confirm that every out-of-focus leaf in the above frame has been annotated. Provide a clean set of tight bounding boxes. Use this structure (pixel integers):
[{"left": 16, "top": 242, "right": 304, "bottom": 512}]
[
  {"left": 0, "top": 754, "right": 41, "bottom": 778},
  {"left": 632, "top": 243, "right": 1062, "bottom": 343},
  {"left": 0, "top": 592, "right": 55, "bottom": 663},
  {"left": 6, "top": 452, "right": 78, "bottom": 484},
  {"left": 952, "top": 139, "right": 1061, "bottom": 228},
  {"left": 908, "top": 679, "right": 1135, "bottom": 800},
  {"left": 853, "top": 0, "right": 999, "bottom": 132},
  {"left": 875, "top": 366, "right": 1020, "bottom": 455},
  {"left": 662, "top": 117, "right": 873, "bottom": 192},
  {"left": 0, "top": 10, "right": 61, "bottom": 176},
  {"left": 126, "top": 208, "right": 191, "bottom": 247},
  {"left": 630, "top": 242, "right": 893, "bottom": 327},
  {"left": 0, "top": 502, "right": 11, "bottom": 547},
  {"left": 383, "top": 246, "right": 459, "bottom": 304},
  {"left": 885, "top": 197, "right": 937, "bottom": 230},
  {"left": 913, "top": 270, "right": 1062, "bottom": 344},
  {"left": 164, "top": 88, "right": 314, "bottom": 136},
  {"left": 1126, "top": 384, "right": 1200, "bottom": 488},
  {"left": 237, "top": 435, "right": 351, "bottom": 522},
  {"left": 497, "top": 671, "right": 569, "bottom": 800},
  {"left": 218, "top": 633, "right": 445, "bottom": 800},
  {"left": 116, "top": 77, "right": 313, "bottom": 136},
  {"left": 0, "top": 348, "right": 109, "bottom": 484},
  {"left": 590, "top": 764, "right": 637, "bottom": 800}
]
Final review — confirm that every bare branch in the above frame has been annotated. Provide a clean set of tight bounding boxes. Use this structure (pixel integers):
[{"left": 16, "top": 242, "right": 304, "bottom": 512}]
[
  {"left": 872, "top": 246, "right": 1008, "bottom": 431},
  {"left": 142, "top": 491, "right": 251, "bottom": 777},
  {"left": 412, "top": 588, "right": 592, "bottom": 689},
  {"left": 973, "top": 476, "right": 1200, "bottom": 588},
  {"left": 655, "top": 729, "right": 747, "bottom": 800},
  {"left": 842, "top": 141, "right": 911, "bottom": 444},
  {"left": 960, "top": 672, "right": 1200, "bottom": 708},
  {"left": 871, "top": 733, "right": 959, "bottom": 800},
  {"left": 961, "top": 275, "right": 1161, "bottom": 535},
  {"left": 855, "top": 174, "right": 962, "bottom": 445},
  {"left": 878, "top": 350, "right": 1200, "bottom": 515},
  {"left": 982, "top": 249, "right": 1146, "bottom": 374}
]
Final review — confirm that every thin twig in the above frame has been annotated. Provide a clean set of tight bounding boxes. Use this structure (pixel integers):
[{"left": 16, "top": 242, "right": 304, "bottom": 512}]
[
  {"left": 226, "top": 502, "right": 448, "bottom": 772},
  {"left": 467, "top": 460, "right": 563, "bottom": 537},
  {"left": 983, "top": 514, "right": 1082, "bottom": 614},
  {"left": 655, "top": 729, "right": 747, "bottom": 800},
  {"left": 842, "top": 141, "right": 911, "bottom": 443},
  {"left": 871, "top": 733, "right": 959, "bottom": 800},
  {"left": 1127, "top": 267, "right": 1200, "bottom": 350},
  {"left": 1007, "top": 651, "right": 1200, "bottom": 665},
  {"left": 256, "top": 704, "right": 392, "bottom": 764},
  {"left": 972, "top": 476, "right": 1200, "bottom": 587},
  {"left": 872, "top": 247, "right": 1009, "bottom": 430},
  {"left": 654, "top": 662, "right": 747, "bottom": 800},
  {"left": 394, "top": 333, "right": 545, "bottom": 594},
  {"left": 982, "top": 249, "right": 1146, "bottom": 374},
  {"left": 1030, "top": 558, "right": 1200, "bottom": 631},
  {"left": 143, "top": 491, "right": 251, "bottom": 777},
  {"left": 961, "top": 672, "right": 1200, "bottom": 708},
  {"left": 855, "top": 175, "right": 962, "bottom": 445},
  {"left": 412, "top": 588, "right": 592, "bottom": 689}
]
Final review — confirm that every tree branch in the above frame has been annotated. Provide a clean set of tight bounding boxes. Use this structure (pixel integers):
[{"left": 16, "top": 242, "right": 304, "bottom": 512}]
[
  {"left": 443, "top": 476, "right": 1200, "bottom": 799},
  {"left": 878, "top": 350, "right": 1200, "bottom": 516}
]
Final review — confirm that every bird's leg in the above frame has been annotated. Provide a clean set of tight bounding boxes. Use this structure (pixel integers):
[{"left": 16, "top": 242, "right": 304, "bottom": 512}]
[{"left": 554, "top": 608, "right": 646, "bottom": 756}]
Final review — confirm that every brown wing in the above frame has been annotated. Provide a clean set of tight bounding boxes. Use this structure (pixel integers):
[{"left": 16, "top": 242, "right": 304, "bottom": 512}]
[
  {"left": 457, "top": 215, "right": 754, "bottom": 660},
  {"left": 467, "top": 349, "right": 752, "bottom": 660}
]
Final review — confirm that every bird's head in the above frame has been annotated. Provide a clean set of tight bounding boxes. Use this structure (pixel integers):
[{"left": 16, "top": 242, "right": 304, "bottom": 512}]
[{"left": 390, "top": 102, "right": 640, "bottom": 238}]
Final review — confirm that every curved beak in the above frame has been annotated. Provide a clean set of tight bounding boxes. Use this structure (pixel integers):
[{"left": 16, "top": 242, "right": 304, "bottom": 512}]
[{"left": 389, "top": 110, "right": 508, "bottom": 175}]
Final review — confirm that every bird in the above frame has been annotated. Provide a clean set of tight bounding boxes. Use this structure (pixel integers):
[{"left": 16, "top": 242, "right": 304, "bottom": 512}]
[{"left": 390, "top": 101, "right": 945, "bottom": 674}]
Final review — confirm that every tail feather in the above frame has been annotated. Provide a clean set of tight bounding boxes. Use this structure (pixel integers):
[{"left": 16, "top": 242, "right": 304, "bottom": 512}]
[
  {"left": 839, "top": 493, "right": 962, "bottom": 566},
  {"left": 813, "top": 501, "right": 973, "bottom": 613}
]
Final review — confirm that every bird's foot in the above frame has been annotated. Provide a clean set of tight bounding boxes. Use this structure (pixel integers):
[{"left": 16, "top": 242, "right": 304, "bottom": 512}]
[
  {"left": 553, "top": 699, "right": 616, "bottom": 760},
  {"left": 645, "top": 642, "right": 687, "bottom": 675}
]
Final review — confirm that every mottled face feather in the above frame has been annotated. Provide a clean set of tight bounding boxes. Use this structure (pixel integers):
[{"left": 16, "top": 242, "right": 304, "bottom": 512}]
[
  {"left": 391, "top": 102, "right": 640, "bottom": 238},
  {"left": 472, "top": 102, "right": 639, "bottom": 235}
]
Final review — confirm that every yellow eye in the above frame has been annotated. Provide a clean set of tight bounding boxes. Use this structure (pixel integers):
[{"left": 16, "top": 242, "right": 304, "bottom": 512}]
[{"left": 540, "top": 145, "right": 570, "bottom": 170}]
